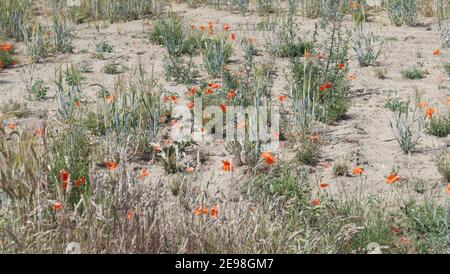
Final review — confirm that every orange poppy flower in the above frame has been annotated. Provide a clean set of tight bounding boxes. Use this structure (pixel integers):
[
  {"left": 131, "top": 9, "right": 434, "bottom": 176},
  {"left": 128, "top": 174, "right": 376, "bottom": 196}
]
[
  {"left": 0, "top": 43, "right": 13, "bottom": 52},
  {"left": 222, "top": 160, "right": 233, "bottom": 172},
  {"left": 194, "top": 206, "right": 208, "bottom": 215},
  {"left": 61, "top": 180, "right": 68, "bottom": 190},
  {"left": 126, "top": 210, "right": 135, "bottom": 220},
  {"left": 205, "top": 88, "right": 214, "bottom": 95},
  {"left": 447, "top": 98, "right": 450, "bottom": 104},
  {"left": 170, "top": 95, "right": 178, "bottom": 103},
  {"left": 223, "top": 24, "right": 230, "bottom": 31},
  {"left": 319, "top": 182, "right": 329, "bottom": 189},
  {"left": 208, "top": 22, "right": 214, "bottom": 34},
  {"left": 319, "top": 82, "right": 333, "bottom": 91},
  {"left": 74, "top": 176, "right": 86, "bottom": 187},
  {"left": 226, "top": 90, "right": 237, "bottom": 101},
  {"left": 303, "top": 52, "right": 312, "bottom": 58},
  {"left": 34, "top": 127, "right": 45, "bottom": 137},
  {"left": 352, "top": 166, "right": 364, "bottom": 175},
  {"left": 261, "top": 152, "right": 276, "bottom": 165},
  {"left": 208, "top": 83, "right": 221, "bottom": 89},
  {"left": 187, "top": 86, "right": 198, "bottom": 96},
  {"left": 105, "top": 161, "right": 118, "bottom": 171},
  {"left": 386, "top": 173, "right": 400, "bottom": 184},
  {"left": 310, "top": 199, "right": 320, "bottom": 206},
  {"left": 152, "top": 143, "right": 161, "bottom": 152},
  {"left": 138, "top": 169, "right": 150, "bottom": 179},
  {"left": 106, "top": 95, "right": 114, "bottom": 103},
  {"left": 433, "top": 49, "right": 441, "bottom": 56},
  {"left": 53, "top": 202, "right": 62, "bottom": 211},
  {"left": 229, "top": 33, "right": 236, "bottom": 40},
  {"left": 278, "top": 95, "right": 286, "bottom": 102},
  {"left": 418, "top": 101, "right": 427, "bottom": 108},
  {"left": 7, "top": 123, "right": 16, "bottom": 130},
  {"left": 187, "top": 101, "right": 194, "bottom": 110},
  {"left": 348, "top": 74, "right": 357, "bottom": 81},
  {"left": 337, "top": 63, "right": 345, "bottom": 70},
  {"left": 446, "top": 183, "right": 450, "bottom": 195},
  {"left": 191, "top": 25, "right": 195, "bottom": 30},
  {"left": 200, "top": 25, "right": 206, "bottom": 31},
  {"left": 425, "top": 107, "right": 435, "bottom": 119},
  {"left": 350, "top": 0, "right": 359, "bottom": 9},
  {"left": 220, "top": 103, "right": 227, "bottom": 113},
  {"left": 310, "top": 134, "right": 320, "bottom": 142},
  {"left": 185, "top": 166, "right": 194, "bottom": 173},
  {"left": 210, "top": 206, "right": 218, "bottom": 217}
]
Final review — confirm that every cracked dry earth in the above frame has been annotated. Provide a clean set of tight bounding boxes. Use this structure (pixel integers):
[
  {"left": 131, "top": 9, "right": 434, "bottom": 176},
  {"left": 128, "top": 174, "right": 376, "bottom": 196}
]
[{"left": 1, "top": 3, "right": 449, "bottom": 205}]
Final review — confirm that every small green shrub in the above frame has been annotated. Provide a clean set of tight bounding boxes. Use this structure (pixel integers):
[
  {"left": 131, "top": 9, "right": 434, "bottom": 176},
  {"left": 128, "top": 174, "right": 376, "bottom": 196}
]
[
  {"left": 426, "top": 114, "right": 450, "bottom": 137},
  {"left": 401, "top": 66, "right": 427, "bottom": 79}
]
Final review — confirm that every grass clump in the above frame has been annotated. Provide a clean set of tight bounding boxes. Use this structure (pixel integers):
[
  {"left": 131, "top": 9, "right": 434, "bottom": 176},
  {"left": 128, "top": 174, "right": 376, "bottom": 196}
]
[
  {"left": 434, "top": 150, "right": 450, "bottom": 182},
  {"left": 426, "top": 114, "right": 450, "bottom": 137},
  {"left": 387, "top": 0, "right": 418, "bottom": 27},
  {"left": 352, "top": 30, "right": 384, "bottom": 67},
  {"left": 400, "top": 66, "right": 427, "bottom": 79}
]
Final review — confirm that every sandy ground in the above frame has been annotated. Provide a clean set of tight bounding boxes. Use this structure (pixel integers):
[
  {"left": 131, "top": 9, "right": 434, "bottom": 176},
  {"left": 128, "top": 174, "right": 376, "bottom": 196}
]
[{"left": 1, "top": 3, "right": 449, "bottom": 204}]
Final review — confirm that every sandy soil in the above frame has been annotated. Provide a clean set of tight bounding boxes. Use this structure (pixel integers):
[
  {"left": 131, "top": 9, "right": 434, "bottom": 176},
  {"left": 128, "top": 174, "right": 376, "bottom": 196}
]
[{"left": 1, "top": 3, "right": 449, "bottom": 204}]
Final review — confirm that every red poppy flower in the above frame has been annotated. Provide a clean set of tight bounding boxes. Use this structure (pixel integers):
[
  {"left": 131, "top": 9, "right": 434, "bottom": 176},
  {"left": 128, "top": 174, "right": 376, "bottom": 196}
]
[
  {"left": 138, "top": 169, "right": 150, "bottom": 179},
  {"left": 220, "top": 103, "right": 227, "bottom": 113},
  {"left": 53, "top": 202, "right": 62, "bottom": 211},
  {"left": 74, "top": 176, "right": 86, "bottom": 187},
  {"left": 261, "top": 152, "right": 276, "bottom": 165},
  {"left": 386, "top": 173, "right": 400, "bottom": 184},
  {"left": 310, "top": 199, "right": 320, "bottom": 206},
  {"left": 319, "top": 82, "right": 333, "bottom": 91},
  {"left": 60, "top": 169, "right": 69, "bottom": 183},
  {"left": 210, "top": 206, "right": 218, "bottom": 217},
  {"left": 0, "top": 43, "right": 13, "bottom": 52},
  {"left": 425, "top": 108, "right": 435, "bottom": 119},
  {"left": 222, "top": 160, "right": 233, "bottom": 172},
  {"left": 352, "top": 166, "right": 364, "bottom": 175},
  {"left": 187, "top": 86, "right": 198, "bottom": 96},
  {"left": 208, "top": 83, "right": 221, "bottom": 89},
  {"left": 194, "top": 206, "right": 208, "bottom": 215},
  {"left": 105, "top": 161, "right": 118, "bottom": 170},
  {"left": 226, "top": 90, "right": 237, "bottom": 101}
]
